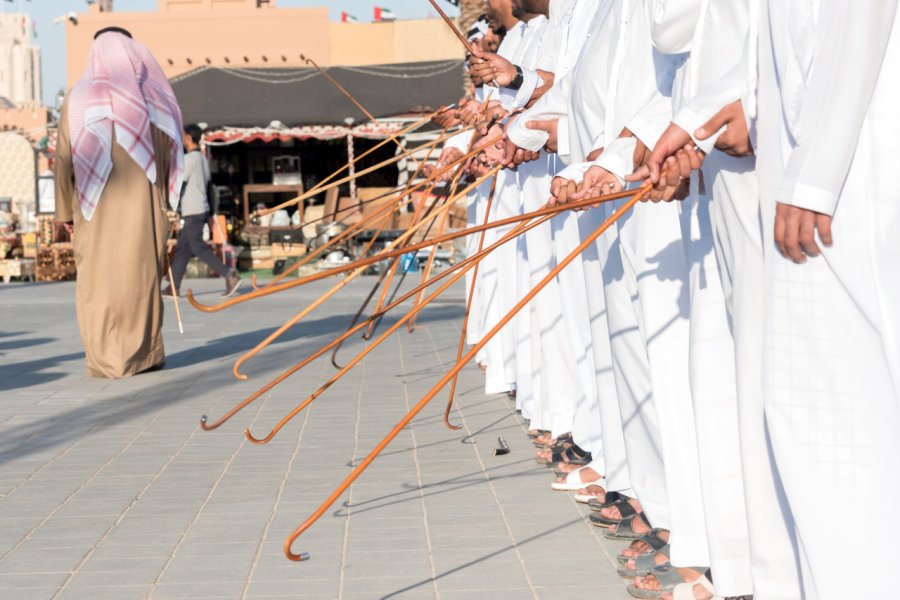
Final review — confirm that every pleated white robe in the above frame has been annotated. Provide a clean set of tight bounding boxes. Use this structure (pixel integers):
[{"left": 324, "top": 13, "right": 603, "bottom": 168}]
[{"left": 757, "top": 2, "right": 900, "bottom": 598}]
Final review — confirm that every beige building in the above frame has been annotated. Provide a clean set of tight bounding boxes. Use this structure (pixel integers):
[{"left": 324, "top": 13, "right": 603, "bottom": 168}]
[
  {"left": 66, "top": 0, "right": 463, "bottom": 88},
  {"left": 0, "top": 13, "right": 42, "bottom": 107}
]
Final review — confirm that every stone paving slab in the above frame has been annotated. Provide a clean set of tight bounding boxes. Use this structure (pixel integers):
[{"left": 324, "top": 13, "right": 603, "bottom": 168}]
[{"left": 0, "top": 277, "right": 632, "bottom": 599}]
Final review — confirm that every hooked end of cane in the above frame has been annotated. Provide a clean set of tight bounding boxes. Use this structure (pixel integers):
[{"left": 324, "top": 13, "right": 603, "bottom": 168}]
[
  {"left": 199, "top": 414, "right": 212, "bottom": 430},
  {"left": 185, "top": 290, "right": 212, "bottom": 312},
  {"left": 244, "top": 427, "right": 268, "bottom": 445},
  {"left": 233, "top": 363, "right": 249, "bottom": 381}
]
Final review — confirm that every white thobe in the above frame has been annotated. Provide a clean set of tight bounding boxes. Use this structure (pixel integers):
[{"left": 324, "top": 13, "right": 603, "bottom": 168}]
[
  {"left": 466, "top": 20, "right": 527, "bottom": 394},
  {"left": 757, "top": 2, "right": 900, "bottom": 599},
  {"left": 556, "top": 0, "right": 712, "bottom": 567}
]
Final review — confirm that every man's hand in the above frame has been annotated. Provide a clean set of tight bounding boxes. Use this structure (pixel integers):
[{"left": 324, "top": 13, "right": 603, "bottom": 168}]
[
  {"left": 571, "top": 166, "right": 623, "bottom": 209},
  {"left": 424, "top": 147, "right": 463, "bottom": 183},
  {"left": 501, "top": 117, "right": 540, "bottom": 167},
  {"left": 468, "top": 123, "right": 506, "bottom": 178},
  {"left": 475, "top": 106, "right": 509, "bottom": 137},
  {"left": 457, "top": 99, "right": 487, "bottom": 127},
  {"left": 469, "top": 50, "right": 517, "bottom": 87},
  {"left": 525, "top": 119, "right": 559, "bottom": 154},
  {"left": 626, "top": 123, "right": 694, "bottom": 186},
  {"left": 695, "top": 100, "right": 753, "bottom": 157},
  {"left": 774, "top": 203, "right": 833, "bottom": 263},
  {"left": 432, "top": 105, "right": 461, "bottom": 129},
  {"left": 549, "top": 176, "right": 579, "bottom": 207}
]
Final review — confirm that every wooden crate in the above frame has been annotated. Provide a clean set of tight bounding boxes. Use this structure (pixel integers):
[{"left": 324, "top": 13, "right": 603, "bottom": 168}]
[{"left": 35, "top": 245, "right": 76, "bottom": 282}]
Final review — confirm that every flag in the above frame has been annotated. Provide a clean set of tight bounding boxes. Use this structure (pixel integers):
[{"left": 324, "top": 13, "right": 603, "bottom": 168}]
[
  {"left": 374, "top": 6, "right": 396, "bottom": 21},
  {"left": 340, "top": 11, "right": 358, "bottom": 23}
]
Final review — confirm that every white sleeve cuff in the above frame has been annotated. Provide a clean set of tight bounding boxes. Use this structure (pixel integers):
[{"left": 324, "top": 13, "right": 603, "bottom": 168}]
[
  {"left": 555, "top": 161, "right": 593, "bottom": 184},
  {"left": 592, "top": 137, "right": 637, "bottom": 181},
  {"left": 774, "top": 180, "right": 839, "bottom": 217},
  {"left": 444, "top": 130, "right": 474, "bottom": 153}
]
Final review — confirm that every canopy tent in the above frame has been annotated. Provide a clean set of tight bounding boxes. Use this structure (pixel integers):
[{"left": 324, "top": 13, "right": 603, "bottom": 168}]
[{"left": 171, "top": 60, "right": 464, "bottom": 129}]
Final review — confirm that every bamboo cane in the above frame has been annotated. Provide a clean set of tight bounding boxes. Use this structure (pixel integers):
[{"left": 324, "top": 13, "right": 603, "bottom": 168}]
[
  {"left": 244, "top": 201, "right": 555, "bottom": 445},
  {"left": 443, "top": 173, "right": 499, "bottom": 429},
  {"left": 187, "top": 184, "right": 637, "bottom": 313},
  {"left": 200, "top": 183, "right": 633, "bottom": 431},
  {"left": 167, "top": 265, "right": 184, "bottom": 334},
  {"left": 230, "top": 184, "right": 461, "bottom": 380},
  {"left": 281, "top": 187, "right": 648, "bottom": 561},
  {"left": 200, "top": 189, "right": 543, "bottom": 432},
  {"left": 427, "top": 0, "right": 475, "bottom": 55},
  {"left": 301, "top": 55, "right": 405, "bottom": 151}
]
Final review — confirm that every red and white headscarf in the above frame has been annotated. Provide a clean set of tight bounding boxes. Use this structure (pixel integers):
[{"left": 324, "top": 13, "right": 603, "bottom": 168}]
[{"left": 67, "top": 32, "right": 184, "bottom": 220}]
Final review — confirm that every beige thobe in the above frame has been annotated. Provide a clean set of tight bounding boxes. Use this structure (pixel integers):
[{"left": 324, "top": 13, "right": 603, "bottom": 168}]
[{"left": 55, "top": 100, "right": 171, "bottom": 379}]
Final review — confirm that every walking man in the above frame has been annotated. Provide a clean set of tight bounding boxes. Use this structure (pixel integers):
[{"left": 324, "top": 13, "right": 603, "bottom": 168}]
[{"left": 163, "top": 124, "right": 241, "bottom": 298}]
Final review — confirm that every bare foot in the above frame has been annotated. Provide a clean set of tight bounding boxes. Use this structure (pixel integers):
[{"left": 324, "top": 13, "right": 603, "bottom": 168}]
[
  {"left": 600, "top": 497, "right": 643, "bottom": 522},
  {"left": 577, "top": 484, "right": 607, "bottom": 498}
]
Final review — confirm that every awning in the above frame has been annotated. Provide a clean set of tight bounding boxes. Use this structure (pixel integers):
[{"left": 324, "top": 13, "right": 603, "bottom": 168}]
[
  {"left": 203, "top": 121, "right": 407, "bottom": 145},
  {"left": 171, "top": 60, "right": 464, "bottom": 128}
]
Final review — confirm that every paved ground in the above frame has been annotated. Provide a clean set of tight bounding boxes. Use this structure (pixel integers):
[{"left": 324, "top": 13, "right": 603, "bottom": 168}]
[{"left": 0, "top": 276, "right": 632, "bottom": 600}]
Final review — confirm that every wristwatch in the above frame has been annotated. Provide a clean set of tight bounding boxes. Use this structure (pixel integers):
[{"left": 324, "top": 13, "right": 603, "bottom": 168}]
[{"left": 508, "top": 66, "right": 525, "bottom": 91}]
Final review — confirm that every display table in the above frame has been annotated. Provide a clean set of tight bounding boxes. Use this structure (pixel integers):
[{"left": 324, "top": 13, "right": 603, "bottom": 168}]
[{"left": 0, "top": 258, "right": 36, "bottom": 284}]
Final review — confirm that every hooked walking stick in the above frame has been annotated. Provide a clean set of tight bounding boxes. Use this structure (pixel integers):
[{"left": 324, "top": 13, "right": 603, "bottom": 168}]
[
  {"left": 187, "top": 184, "right": 638, "bottom": 313},
  {"left": 201, "top": 196, "right": 550, "bottom": 431},
  {"left": 443, "top": 173, "right": 499, "bottom": 429},
  {"left": 427, "top": 0, "right": 475, "bottom": 55},
  {"left": 282, "top": 186, "right": 649, "bottom": 561},
  {"left": 243, "top": 206, "right": 561, "bottom": 445},
  {"left": 229, "top": 182, "right": 466, "bottom": 380},
  {"left": 301, "top": 55, "right": 404, "bottom": 150}
]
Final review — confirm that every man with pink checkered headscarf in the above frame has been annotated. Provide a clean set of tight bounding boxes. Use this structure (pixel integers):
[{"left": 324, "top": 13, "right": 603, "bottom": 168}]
[{"left": 55, "top": 27, "right": 184, "bottom": 378}]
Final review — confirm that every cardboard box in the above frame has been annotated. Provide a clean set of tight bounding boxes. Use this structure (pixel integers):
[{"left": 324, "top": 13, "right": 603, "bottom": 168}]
[
  {"left": 272, "top": 242, "right": 307, "bottom": 258},
  {"left": 21, "top": 232, "right": 37, "bottom": 258},
  {"left": 238, "top": 246, "right": 275, "bottom": 271}
]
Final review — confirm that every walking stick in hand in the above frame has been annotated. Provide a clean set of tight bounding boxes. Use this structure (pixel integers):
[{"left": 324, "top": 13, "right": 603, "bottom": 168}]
[
  {"left": 281, "top": 184, "right": 650, "bottom": 561},
  {"left": 167, "top": 265, "right": 184, "bottom": 334}
]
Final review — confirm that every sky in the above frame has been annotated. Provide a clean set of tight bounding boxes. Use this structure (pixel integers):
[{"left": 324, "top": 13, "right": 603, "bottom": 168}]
[{"left": 3, "top": 0, "right": 459, "bottom": 107}]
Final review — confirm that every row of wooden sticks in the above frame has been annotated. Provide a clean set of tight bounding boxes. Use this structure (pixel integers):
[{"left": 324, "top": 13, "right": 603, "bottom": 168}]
[{"left": 181, "top": 45, "right": 653, "bottom": 560}]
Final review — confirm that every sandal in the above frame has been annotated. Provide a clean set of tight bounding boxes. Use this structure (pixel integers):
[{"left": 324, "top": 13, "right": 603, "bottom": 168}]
[
  {"left": 672, "top": 572, "right": 722, "bottom": 600},
  {"left": 617, "top": 529, "right": 669, "bottom": 564},
  {"left": 574, "top": 484, "right": 608, "bottom": 504},
  {"left": 588, "top": 490, "right": 628, "bottom": 512},
  {"left": 551, "top": 466, "right": 602, "bottom": 491},
  {"left": 602, "top": 509, "right": 650, "bottom": 540},
  {"left": 616, "top": 544, "right": 669, "bottom": 579},
  {"left": 547, "top": 444, "right": 591, "bottom": 465},
  {"left": 626, "top": 566, "right": 709, "bottom": 599},
  {"left": 590, "top": 498, "right": 638, "bottom": 528}
]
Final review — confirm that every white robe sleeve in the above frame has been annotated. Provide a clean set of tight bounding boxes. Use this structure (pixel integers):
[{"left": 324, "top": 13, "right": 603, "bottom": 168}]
[
  {"left": 506, "top": 70, "right": 574, "bottom": 152},
  {"left": 444, "top": 130, "right": 474, "bottom": 153},
  {"left": 776, "top": 1, "right": 899, "bottom": 215},
  {"left": 648, "top": 0, "right": 705, "bottom": 54}
]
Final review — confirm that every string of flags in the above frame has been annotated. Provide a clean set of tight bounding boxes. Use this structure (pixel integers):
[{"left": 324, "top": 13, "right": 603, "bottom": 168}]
[{"left": 340, "top": 7, "right": 398, "bottom": 23}]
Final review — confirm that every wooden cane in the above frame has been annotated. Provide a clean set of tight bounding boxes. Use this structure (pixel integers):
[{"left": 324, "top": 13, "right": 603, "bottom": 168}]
[
  {"left": 281, "top": 187, "right": 649, "bottom": 561},
  {"left": 244, "top": 200, "right": 558, "bottom": 445},
  {"left": 230, "top": 183, "right": 463, "bottom": 380},
  {"left": 443, "top": 172, "right": 499, "bottom": 429},
  {"left": 187, "top": 184, "right": 636, "bottom": 313},
  {"left": 301, "top": 55, "right": 405, "bottom": 151},
  {"left": 200, "top": 191, "right": 546, "bottom": 432},
  {"left": 167, "top": 265, "right": 184, "bottom": 334},
  {"left": 427, "top": 0, "right": 475, "bottom": 55}
]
